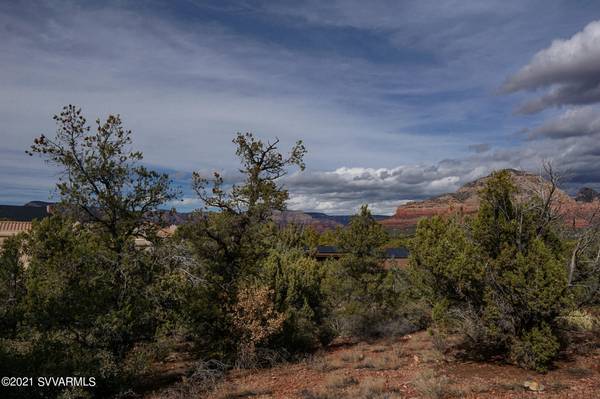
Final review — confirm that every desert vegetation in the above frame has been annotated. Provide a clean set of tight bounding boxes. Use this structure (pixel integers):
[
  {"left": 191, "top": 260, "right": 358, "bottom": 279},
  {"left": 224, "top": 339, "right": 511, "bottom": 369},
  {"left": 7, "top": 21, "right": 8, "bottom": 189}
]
[{"left": 0, "top": 106, "right": 599, "bottom": 398}]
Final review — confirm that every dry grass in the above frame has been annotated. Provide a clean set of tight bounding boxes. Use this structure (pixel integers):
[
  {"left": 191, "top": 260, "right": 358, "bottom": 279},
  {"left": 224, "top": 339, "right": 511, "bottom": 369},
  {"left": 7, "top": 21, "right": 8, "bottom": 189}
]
[
  {"left": 306, "top": 355, "right": 343, "bottom": 372},
  {"left": 345, "top": 377, "right": 404, "bottom": 399},
  {"left": 412, "top": 368, "right": 450, "bottom": 399},
  {"left": 358, "top": 377, "right": 386, "bottom": 394},
  {"left": 374, "top": 354, "right": 404, "bottom": 371},
  {"left": 341, "top": 349, "right": 365, "bottom": 363},
  {"left": 325, "top": 373, "right": 359, "bottom": 389},
  {"left": 430, "top": 329, "right": 449, "bottom": 353},
  {"left": 565, "top": 367, "right": 594, "bottom": 378},
  {"left": 216, "top": 386, "right": 273, "bottom": 399},
  {"left": 391, "top": 345, "right": 405, "bottom": 358},
  {"left": 354, "top": 357, "right": 376, "bottom": 369},
  {"left": 298, "top": 389, "right": 337, "bottom": 399}
]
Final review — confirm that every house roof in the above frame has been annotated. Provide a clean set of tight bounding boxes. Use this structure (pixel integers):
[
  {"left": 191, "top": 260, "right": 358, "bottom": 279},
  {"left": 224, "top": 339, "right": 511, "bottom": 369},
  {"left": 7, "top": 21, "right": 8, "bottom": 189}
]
[
  {"left": 0, "top": 221, "right": 32, "bottom": 236},
  {"left": 0, "top": 205, "right": 49, "bottom": 222},
  {"left": 314, "top": 245, "right": 409, "bottom": 259},
  {"left": 315, "top": 245, "right": 338, "bottom": 254},
  {"left": 384, "top": 247, "right": 410, "bottom": 258}
]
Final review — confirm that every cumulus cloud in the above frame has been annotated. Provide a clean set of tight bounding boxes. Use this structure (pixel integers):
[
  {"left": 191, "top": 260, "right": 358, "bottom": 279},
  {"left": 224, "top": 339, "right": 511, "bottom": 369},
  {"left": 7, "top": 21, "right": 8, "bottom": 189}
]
[
  {"left": 284, "top": 163, "right": 494, "bottom": 214},
  {"left": 504, "top": 20, "right": 600, "bottom": 113}
]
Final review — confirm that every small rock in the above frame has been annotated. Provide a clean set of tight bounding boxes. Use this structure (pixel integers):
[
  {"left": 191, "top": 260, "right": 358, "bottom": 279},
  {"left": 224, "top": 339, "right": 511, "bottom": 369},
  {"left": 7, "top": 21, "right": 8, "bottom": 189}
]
[{"left": 524, "top": 380, "right": 545, "bottom": 391}]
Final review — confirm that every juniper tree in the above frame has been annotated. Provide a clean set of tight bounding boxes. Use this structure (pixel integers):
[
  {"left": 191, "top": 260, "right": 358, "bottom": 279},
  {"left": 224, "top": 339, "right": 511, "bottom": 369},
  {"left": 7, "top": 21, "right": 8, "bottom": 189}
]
[
  {"left": 411, "top": 170, "right": 570, "bottom": 371},
  {"left": 324, "top": 205, "right": 395, "bottom": 338}
]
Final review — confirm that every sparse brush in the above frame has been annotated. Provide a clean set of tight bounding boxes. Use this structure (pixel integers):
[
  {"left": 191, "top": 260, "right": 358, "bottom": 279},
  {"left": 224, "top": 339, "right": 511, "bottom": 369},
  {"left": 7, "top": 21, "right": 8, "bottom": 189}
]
[
  {"left": 298, "top": 389, "right": 337, "bottom": 399},
  {"left": 412, "top": 368, "right": 449, "bottom": 399},
  {"left": 347, "top": 377, "right": 393, "bottom": 399},
  {"left": 306, "top": 355, "right": 342, "bottom": 372},
  {"left": 185, "top": 359, "right": 228, "bottom": 393},
  {"left": 218, "top": 386, "right": 274, "bottom": 399},
  {"left": 392, "top": 345, "right": 405, "bottom": 359},
  {"left": 341, "top": 350, "right": 365, "bottom": 363},
  {"left": 325, "top": 373, "right": 359, "bottom": 389},
  {"left": 354, "top": 358, "right": 375, "bottom": 369},
  {"left": 429, "top": 329, "right": 449, "bottom": 354},
  {"left": 372, "top": 355, "right": 402, "bottom": 371}
]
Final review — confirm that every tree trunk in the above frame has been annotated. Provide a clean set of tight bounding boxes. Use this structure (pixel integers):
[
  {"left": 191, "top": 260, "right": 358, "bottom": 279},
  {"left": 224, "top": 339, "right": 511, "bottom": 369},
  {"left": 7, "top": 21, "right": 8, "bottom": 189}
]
[{"left": 568, "top": 239, "right": 581, "bottom": 286}]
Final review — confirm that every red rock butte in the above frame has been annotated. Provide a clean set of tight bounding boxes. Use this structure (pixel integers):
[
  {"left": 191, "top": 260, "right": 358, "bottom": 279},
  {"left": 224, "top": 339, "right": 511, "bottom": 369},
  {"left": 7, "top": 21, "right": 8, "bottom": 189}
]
[{"left": 381, "top": 169, "right": 600, "bottom": 232}]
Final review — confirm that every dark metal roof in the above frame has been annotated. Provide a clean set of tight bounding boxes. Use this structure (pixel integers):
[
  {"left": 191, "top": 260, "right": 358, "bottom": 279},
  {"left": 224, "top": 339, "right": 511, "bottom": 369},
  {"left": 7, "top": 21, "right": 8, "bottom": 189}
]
[
  {"left": 314, "top": 245, "right": 409, "bottom": 259},
  {"left": 0, "top": 205, "right": 50, "bottom": 222},
  {"left": 315, "top": 245, "right": 339, "bottom": 254},
  {"left": 384, "top": 247, "right": 410, "bottom": 258}
]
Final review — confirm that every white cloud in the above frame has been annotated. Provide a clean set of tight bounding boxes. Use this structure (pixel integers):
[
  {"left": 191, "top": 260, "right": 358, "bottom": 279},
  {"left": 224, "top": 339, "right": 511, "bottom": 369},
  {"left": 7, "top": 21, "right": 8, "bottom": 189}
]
[{"left": 504, "top": 20, "right": 600, "bottom": 113}]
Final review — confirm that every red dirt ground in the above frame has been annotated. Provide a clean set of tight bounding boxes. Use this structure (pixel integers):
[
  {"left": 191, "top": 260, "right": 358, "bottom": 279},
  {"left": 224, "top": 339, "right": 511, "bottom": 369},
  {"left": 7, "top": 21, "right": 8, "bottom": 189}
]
[{"left": 146, "top": 329, "right": 600, "bottom": 398}]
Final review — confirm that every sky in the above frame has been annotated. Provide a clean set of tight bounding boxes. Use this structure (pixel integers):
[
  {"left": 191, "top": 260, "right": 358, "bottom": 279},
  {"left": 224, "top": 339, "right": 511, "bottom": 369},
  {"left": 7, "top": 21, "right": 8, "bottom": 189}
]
[{"left": 2, "top": 0, "right": 600, "bottom": 214}]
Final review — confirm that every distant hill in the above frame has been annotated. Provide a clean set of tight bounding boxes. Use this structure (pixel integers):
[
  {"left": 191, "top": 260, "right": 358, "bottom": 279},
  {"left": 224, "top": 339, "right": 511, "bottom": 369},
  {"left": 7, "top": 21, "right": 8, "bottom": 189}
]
[
  {"left": 0, "top": 201, "right": 381, "bottom": 232},
  {"left": 24, "top": 201, "right": 54, "bottom": 208},
  {"left": 305, "top": 212, "right": 390, "bottom": 225},
  {"left": 575, "top": 187, "right": 600, "bottom": 203},
  {"left": 0, "top": 204, "right": 50, "bottom": 221}
]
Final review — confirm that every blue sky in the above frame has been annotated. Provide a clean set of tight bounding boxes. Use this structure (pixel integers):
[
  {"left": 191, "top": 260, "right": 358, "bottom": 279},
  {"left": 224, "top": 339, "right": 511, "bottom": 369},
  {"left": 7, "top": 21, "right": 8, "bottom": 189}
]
[{"left": 2, "top": 0, "right": 600, "bottom": 214}]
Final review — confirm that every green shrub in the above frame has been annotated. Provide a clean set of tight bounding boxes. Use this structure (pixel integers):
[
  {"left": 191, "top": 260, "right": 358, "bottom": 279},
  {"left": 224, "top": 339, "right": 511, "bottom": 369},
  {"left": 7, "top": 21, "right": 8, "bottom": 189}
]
[
  {"left": 509, "top": 323, "right": 560, "bottom": 372},
  {"left": 0, "top": 216, "right": 178, "bottom": 398},
  {"left": 0, "top": 235, "right": 26, "bottom": 339},
  {"left": 260, "top": 249, "right": 334, "bottom": 353},
  {"left": 410, "top": 170, "right": 571, "bottom": 371}
]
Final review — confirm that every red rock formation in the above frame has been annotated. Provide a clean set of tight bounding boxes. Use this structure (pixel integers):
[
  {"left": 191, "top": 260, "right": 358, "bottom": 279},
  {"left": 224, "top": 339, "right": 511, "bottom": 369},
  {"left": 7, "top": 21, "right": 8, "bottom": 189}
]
[{"left": 382, "top": 169, "right": 599, "bottom": 231}]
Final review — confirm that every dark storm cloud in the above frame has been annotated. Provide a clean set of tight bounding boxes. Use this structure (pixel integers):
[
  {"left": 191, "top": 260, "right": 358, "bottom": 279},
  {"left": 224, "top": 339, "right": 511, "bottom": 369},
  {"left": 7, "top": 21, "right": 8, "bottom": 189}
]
[{"left": 526, "top": 107, "right": 600, "bottom": 140}]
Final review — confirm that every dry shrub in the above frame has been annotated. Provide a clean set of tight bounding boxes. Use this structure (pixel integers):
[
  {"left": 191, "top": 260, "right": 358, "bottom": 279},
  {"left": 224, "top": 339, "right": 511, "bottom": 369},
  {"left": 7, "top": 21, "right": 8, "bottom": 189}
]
[
  {"left": 421, "top": 349, "right": 445, "bottom": 364},
  {"left": 561, "top": 310, "right": 597, "bottom": 332},
  {"left": 298, "top": 389, "right": 337, "bottom": 399},
  {"left": 371, "top": 354, "right": 402, "bottom": 371},
  {"left": 306, "top": 355, "right": 343, "bottom": 372},
  {"left": 325, "top": 373, "right": 359, "bottom": 389},
  {"left": 412, "top": 368, "right": 449, "bottom": 399},
  {"left": 341, "top": 350, "right": 365, "bottom": 363},
  {"left": 160, "top": 359, "right": 228, "bottom": 398},
  {"left": 217, "top": 386, "right": 274, "bottom": 399},
  {"left": 354, "top": 357, "right": 375, "bottom": 369},
  {"left": 392, "top": 345, "right": 405, "bottom": 359},
  {"left": 429, "top": 329, "right": 449, "bottom": 354},
  {"left": 348, "top": 377, "right": 396, "bottom": 399},
  {"left": 232, "top": 286, "right": 285, "bottom": 368}
]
